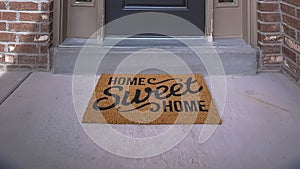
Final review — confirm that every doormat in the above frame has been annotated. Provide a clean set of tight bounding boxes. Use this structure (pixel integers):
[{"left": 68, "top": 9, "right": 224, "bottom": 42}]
[{"left": 82, "top": 74, "right": 222, "bottom": 125}]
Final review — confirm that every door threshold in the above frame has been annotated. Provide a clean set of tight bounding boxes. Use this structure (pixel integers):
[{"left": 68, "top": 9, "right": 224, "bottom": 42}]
[
  {"left": 58, "top": 37, "right": 252, "bottom": 48},
  {"left": 103, "top": 36, "right": 211, "bottom": 47},
  {"left": 104, "top": 35, "right": 207, "bottom": 40}
]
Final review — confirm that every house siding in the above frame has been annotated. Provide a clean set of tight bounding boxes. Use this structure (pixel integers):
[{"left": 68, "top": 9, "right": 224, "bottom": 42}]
[{"left": 0, "top": 0, "right": 53, "bottom": 71}]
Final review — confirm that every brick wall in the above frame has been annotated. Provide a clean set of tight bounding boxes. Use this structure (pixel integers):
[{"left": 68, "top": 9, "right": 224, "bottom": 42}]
[
  {"left": 281, "top": 0, "right": 300, "bottom": 85},
  {"left": 258, "top": 0, "right": 300, "bottom": 85},
  {"left": 257, "top": 0, "right": 283, "bottom": 71},
  {"left": 0, "top": 0, "right": 53, "bottom": 71}
]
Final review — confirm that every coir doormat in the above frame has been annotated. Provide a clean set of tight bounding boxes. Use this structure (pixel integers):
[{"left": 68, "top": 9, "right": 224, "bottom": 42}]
[{"left": 82, "top": 74, "right": 222, "bottom": 125}]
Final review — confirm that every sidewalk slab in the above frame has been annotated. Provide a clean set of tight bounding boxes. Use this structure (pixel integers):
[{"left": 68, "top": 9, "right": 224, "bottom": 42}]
[
  {"left": 0, "top": 71, "right": 31, "bottom": 105},
  {"left": 0, "top": 72, "right": 300, "bottom": 169}
]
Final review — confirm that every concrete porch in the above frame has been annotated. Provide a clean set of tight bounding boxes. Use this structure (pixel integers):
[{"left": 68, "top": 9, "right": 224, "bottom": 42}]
[
  {"left": 0, "top": 72, "right": 300, "bottom": 169},
  {"left": 54, "top": 38, "right": 257, "bottom": 75}
]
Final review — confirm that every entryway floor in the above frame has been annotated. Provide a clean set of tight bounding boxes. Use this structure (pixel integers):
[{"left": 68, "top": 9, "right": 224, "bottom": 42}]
[{"left": 0, "top": 72, "right": 300, "bottom": 169}]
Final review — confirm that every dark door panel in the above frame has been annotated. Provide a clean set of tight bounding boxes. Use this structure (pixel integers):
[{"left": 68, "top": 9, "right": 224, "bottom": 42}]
[
  {"left": 105, "top": 0, "right": 205, "bottom": 36},
  {"left": 124, "top": 0, "right": 188, "bottom": 9}
]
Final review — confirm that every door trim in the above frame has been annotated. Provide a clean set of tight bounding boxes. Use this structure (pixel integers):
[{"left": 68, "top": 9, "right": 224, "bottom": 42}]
[
  {"left": 53, "top": 0, "right": 257, "bottom": 46},
  {"left": 206, "top": 0, "right": 213, "bottom": 41}
]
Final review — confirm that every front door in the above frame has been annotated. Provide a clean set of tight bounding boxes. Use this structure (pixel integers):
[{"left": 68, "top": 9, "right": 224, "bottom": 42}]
[{"left": 105, "top": 0, "right": 206, "bottom": 36}]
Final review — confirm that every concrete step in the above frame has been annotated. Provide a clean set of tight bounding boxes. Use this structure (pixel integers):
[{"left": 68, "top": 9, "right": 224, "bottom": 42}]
[{"left": 54, "top": 38, "right": 257, "bottom": 75}]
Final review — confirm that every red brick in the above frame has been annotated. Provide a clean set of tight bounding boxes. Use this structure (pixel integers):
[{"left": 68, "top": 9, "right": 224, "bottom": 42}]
[
  {"left": 9, "top": 2, "right": 38, "bottom": 11},
  {"left": 259, "top": 43, "right": 281, "bottom": 55},
  {"left": 282, "top": 66, "right": 298, "bottom": 81},
  {"left": 282, "top": 0, "right": 300, "bottom": 7},
  {"left": 258, "top": 22, "right": 281, "bottom": 32},
  {"left": 9, "top": 23, "right": 39, "bottom": 32},
  {"left": 41, "top": 23, "right": 52, "bottom": 32},
  {"left": 262, "top": 54, "right": 283, "bottom": 64},
  {"left": 281, "top": 3, "right": 296, "bottom": 16},
  {"left": 8, "top": 44, "right": 39, "bottom": 53},
  {"left": 36, "top": 65, "right": 48, "bottom": 70},
  {"left": 41, "top": 1, "right": 54, "bottom": 11},
  {"left": 258, "top": 2, "right": 279, "bottom": 12},
  {"left": 258, "top": 33, "right": 282, "bottom": 43},
  {"left": 18, "top": 55, "right": 36, "bottom": 64},
  {"left": 0, "top": 54, "right": 4, "bottom": 63},
  {"left": 36, "top": 56, "right": 48, "bottom": 65},
  {"left": 258, "top": 13, "right": 281, "bottom": 22},
  {"left": 0, "top": 1, "right": 6, "bottom": 10},
  {"left": 19, "top": 34, "right": 49, "bottom": 43},
  {"left": 0, "top": 12, "right": 16, "bottom": 21},
  {"left": 283, "top": 45, "right": 297, "bottom": 62},
  {"left": 0, "top": 22, "right": 6, "bottom": 31},
  {"left": 40, "top": 45, "right": 49, "bottom": 54},
  {"left": 0, "top": 1, "right": 53, "bottom": 70},
  {"left": 284, "top": 37, "right": 300, "bottom": 53},
  {"left": 19, "top": 13, "right": 50, "bottom": 22},
  {"left": 283, "top": 59, "right": 300, "bottom": 77},
  {"left": 0, "top": 33, "right": 16, "bottom": 42},
  {"left": 282, "top": 14, "right": 300, "bottom": 30},
  {"left": 283, "top": 24, "right": 296, "bottom": 39},
  {"left": 0, "top": 44, "right": 5, "bottom": 52}
]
